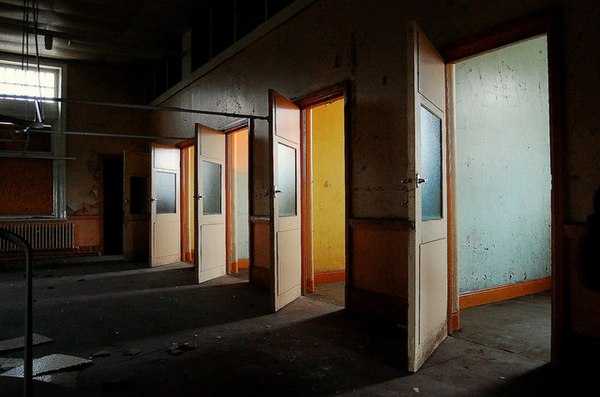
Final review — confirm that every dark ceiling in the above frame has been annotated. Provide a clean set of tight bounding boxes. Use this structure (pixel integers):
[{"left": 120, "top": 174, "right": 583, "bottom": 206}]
[
  {"left": 0, "top": 0, "right": 296, "bottom": 62},
  {"left": 0, "top": 0, "right": 297, "bottom": 99},
  {"left": 0, "top": 0, "right": 202, "bottom": 63}
]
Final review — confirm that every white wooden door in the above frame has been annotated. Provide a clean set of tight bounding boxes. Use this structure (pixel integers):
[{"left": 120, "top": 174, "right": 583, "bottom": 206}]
[
  {"left": 195, "top": 124, "right": 227, "bottom": 283},
  {"left": 123, "top": 151, "right": 150, "bottom": 261},
  {"left": 150, "top": 145, "right": 181, "bottom": 266},
  {"left": 407, "top": 23, "right": 448, "bottom": 372},
  {"left": 270, "top": 90, "right": 302, "bottom": 311}
]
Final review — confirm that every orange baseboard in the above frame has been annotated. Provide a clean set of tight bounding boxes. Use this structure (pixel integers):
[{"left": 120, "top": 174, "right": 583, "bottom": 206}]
[
  {"left": 230, "top": 259, "right": 249, "bottom": 273},
  {"left": 236, "top": 259, "right": 249, "bottom": 269},
  {"left": 459, "top": 277, "right": 551, "bottom": 309},
  {"left": 314, "top": 270, "right": 346, "bottom": 284}
]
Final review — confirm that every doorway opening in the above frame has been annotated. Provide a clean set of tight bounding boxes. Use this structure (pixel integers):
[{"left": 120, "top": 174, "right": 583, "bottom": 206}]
[
  {"left": 449, "top": 35, "right": 552, "bottom": 362},
  {"left": 101, "top": 155, "right": 124, "bottom": 255},
  {"left": 226, "top": 127, "right": 250, "bottom": 281},
  {"left": 301, "top": 94, "right": 346, "bottom": 307},
  {"left": 180, "top": 140, "right": 196, "bottom": 263}
]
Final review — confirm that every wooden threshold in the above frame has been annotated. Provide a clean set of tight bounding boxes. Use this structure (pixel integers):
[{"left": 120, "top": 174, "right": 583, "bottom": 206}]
[{"left": 459, "top": 277, "right": 551, "bottom": 309}]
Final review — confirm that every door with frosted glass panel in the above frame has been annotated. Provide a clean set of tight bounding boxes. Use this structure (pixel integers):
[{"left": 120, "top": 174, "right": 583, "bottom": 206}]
[
  {"left": 195, "top": 124, "right": 226, "bottom": 283},
  {"left": 407, "top": 23, "right": 448, "bottom": 372},
  {"left": 270, "top": 90, "right": 302, "bottom": 312},
  {"left": 150, "top": 145, "right": 181, "bottom": 266}
]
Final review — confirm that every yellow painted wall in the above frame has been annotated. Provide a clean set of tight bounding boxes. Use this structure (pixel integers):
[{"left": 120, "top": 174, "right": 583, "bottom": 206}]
[
  {"left": 184, "top": 145, "right": 195, "bottom": 257},
  {"left": 312, "top": 99, "right": 345, "bottom": 272}
]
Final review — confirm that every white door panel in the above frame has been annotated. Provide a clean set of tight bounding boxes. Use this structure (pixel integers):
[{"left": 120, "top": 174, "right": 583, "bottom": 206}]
[
  {"left": 270, "top": 90, "right": 302, "bottom": 312},
  {"left": 277, "top": 230, "right": 302, "bottom": 295},
  {"left": 407, "top": 23, "right": 448, "bottom": 372},
  {"left": 151, "top": 145, "right": 181, "bottom": 266},
  {"left": 420, "top": 239, "right": 448, "bottom": 343},
  {"left": 196, "top": 124, "right": 227, "bottom": 284}
]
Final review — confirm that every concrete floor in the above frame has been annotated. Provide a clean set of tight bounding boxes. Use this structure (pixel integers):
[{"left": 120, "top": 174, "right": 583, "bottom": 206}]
[{"left": 0, "top": 259, "right": 572, "bottom": 396}]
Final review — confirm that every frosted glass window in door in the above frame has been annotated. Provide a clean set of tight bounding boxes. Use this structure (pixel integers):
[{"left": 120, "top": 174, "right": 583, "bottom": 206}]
[
  {"left": 156, "top": 171, "right": 176, "bottom": 214},
  {"left": 420, "top": 106, "right": 443, "bottom": 221},
  {"left": 277, "top": 143, "right": 297, "bottom": 217},
  {"left": 203, "top": 160, "right": 222, "bottom": 215}
]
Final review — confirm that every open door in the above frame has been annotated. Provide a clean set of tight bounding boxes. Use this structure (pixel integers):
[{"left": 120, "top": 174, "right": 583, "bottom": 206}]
[
  {"left": 123, "top": 151, "right": 150, "bottom": 261},
  {"left": 150, "top": 145, "right": 181, "bottom": 266},
  {"left": 195, "top": 124, "right": 227, "bottom": 283},
  {"left": 269, "top": 90, "right": 302, "bottom": 311},
  {"left": 407, "top": 23, "right": 448, "bottom": 371}
]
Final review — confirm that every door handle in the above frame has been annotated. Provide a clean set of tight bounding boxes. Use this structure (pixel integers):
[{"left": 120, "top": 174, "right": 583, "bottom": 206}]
[
  {"left": 148, "top": 197, "right": 156, "bottom": 202},
  {"left": 416, "top": 174, "right": 427, "bottom": 188},
  {"left": 272, "top": 187, "right": 282, "bottom": 198},
  {"left": 193, "top": 195, "right": 203, "bottom": 199}
]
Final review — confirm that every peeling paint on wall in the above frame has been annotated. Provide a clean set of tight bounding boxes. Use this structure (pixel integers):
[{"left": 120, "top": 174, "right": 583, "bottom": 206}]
[{"left": 455, "top": 36, "right": 552, "bottom": 293}]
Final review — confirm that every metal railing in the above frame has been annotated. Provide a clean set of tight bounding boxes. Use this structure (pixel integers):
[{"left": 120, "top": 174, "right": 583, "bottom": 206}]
[{"left": 0, "top": 228, "right": 33, "bottom": 397}]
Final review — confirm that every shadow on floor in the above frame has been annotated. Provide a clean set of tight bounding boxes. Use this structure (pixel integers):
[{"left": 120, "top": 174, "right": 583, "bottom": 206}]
[{"left": 1, "top": 259, "right": 572, "bottom": 396}]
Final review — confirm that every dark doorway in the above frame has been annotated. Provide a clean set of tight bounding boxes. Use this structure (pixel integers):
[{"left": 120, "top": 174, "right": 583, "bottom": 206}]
[{"left": 102, "top": 156, "right": 124, "bottom": 255}]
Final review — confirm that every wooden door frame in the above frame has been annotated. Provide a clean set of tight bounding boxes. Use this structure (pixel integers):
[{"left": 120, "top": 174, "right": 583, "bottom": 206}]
[
  {"left": 295, "top": 82, "right": 350, "bottom": 298},
  {"left": 177, "top": 138, "right": 195, "bottom": 262},
  {"left": 442, "top": 11, "right": 566, "bottom": 365}
]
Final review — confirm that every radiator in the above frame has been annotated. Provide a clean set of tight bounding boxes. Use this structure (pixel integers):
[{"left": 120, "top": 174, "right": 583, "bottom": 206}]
[{"left": 0, "top": 223, "right": 75, "bottom": 252}]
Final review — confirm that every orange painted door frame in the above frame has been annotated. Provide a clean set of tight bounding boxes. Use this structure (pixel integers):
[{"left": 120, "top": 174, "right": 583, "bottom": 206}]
[{"left": 296, "top": 83, "right": 349, "bottom": 297}]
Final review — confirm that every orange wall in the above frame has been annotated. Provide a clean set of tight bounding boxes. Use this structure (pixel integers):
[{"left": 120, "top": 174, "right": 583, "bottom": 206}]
[
  {"left": 230, "top": 129, "right": 249, "bottom": 262},
  {"left": 311, "top": 99, "right": 345, "bottom": 272}
]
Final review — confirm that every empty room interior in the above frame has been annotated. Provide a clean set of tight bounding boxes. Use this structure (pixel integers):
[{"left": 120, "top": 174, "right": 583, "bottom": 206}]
[{"left": 0, "top": 1, "right": 599, "bottom": 396}]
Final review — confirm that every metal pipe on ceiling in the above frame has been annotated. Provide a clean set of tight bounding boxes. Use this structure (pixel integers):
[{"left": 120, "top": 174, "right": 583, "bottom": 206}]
[
  {"left": 0, "top": 93, "right": 269, "bottom": 120},
  {"left": 0, "top": 151, "right": 76, "bottom": 160},
  {"left": 29, "top": 128, "right": 189, "bottom": 141}
]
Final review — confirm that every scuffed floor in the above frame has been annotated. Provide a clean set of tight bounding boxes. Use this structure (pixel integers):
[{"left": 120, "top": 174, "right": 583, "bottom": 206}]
[{"left": 0, "top": 259, "right": 567, "bottom": 396}]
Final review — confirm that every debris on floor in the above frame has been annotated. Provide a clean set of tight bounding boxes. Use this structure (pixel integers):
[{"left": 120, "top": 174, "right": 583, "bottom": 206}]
[
  {"left": 1, "top": 353, "right": 92, "bottom": 378},
  {"left": 123, "top": 349, "right": 141, "bottom": 357},
  {"left": 89, "top": 350, "right": 111, "bottom": 359},
  {"left": 167, "top": 341, "right": 197, "bottom": 355},
  {"left": 0, "top": 333, "right": 54, "bottom": 353}
]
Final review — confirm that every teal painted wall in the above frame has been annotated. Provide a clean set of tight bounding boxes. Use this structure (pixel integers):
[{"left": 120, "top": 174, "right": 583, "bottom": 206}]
[{"left": 455, "top": 36, "right": 551, "bottom": 293}]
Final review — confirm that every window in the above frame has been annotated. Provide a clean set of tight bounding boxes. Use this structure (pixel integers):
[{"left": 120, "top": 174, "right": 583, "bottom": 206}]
[{"left": 0, "top": 60, "right": 66, "bottom": 219}]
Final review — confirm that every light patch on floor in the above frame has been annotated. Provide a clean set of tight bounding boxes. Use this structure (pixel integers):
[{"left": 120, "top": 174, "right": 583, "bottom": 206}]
[
  {"left": 453, "top": 291, "right": 551, "bottom": 362},
  {"left": 1, "top": 353, "right": 92, "bottom": 378},
  {"left": 0, "top": 333, "right": 54, "bottom": 353},
  {"left": 309, "top": 282, "right": 345, "bottom": 306}
]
